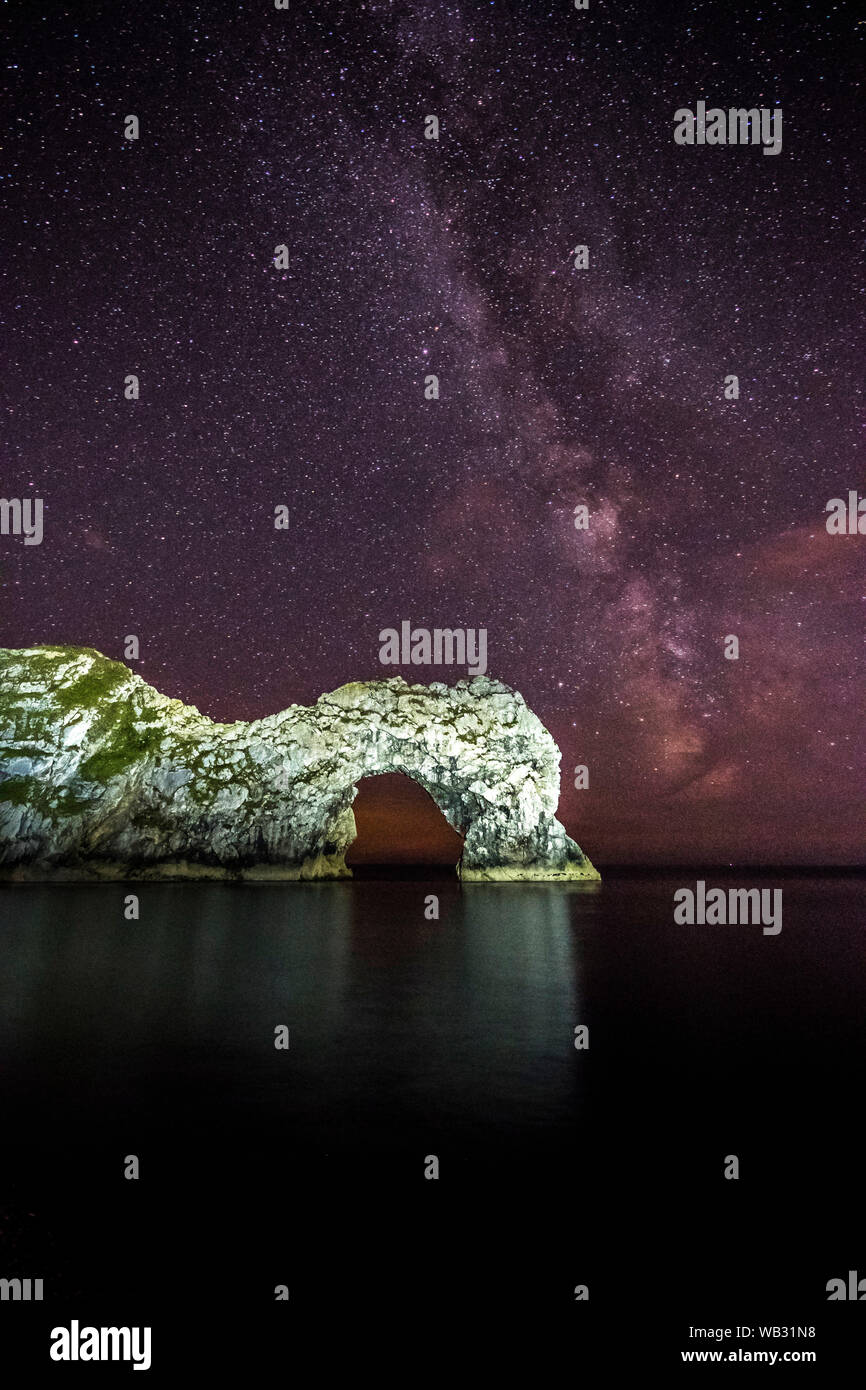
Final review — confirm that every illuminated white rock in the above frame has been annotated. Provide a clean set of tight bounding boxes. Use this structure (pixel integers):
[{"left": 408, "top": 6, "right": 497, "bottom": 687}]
[{"left": 0, "top": 646, "right": 599, "bottom": 883}]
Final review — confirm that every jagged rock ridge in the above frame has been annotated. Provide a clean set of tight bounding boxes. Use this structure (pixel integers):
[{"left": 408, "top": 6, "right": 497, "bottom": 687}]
[{"left": 0, "top": 646, "right": 599, "bottom": 882}]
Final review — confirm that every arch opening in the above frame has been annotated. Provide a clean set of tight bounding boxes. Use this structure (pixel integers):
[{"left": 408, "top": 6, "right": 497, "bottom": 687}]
[{"left": 345, "top": 772, "right": 465, "bottom": 873}]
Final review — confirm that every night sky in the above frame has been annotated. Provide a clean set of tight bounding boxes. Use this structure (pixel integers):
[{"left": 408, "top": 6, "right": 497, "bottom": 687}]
[{"left": 1, "top": 0, "right": 863, "bottom": 863}]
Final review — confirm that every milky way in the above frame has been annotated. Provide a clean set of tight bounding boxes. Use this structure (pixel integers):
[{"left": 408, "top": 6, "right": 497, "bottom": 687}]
[{"left": 1, "top": 0, "right": 862, "bottom": 861}]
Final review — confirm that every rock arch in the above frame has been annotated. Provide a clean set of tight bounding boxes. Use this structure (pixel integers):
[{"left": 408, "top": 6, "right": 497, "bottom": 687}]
[{"left": 0, "top": 647, "right": 599, "bottom": 882}]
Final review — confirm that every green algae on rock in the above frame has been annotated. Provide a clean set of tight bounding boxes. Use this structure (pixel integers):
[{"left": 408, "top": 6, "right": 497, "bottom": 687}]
[{"left": 0, "top": 646, "right": 600, "bottom": 883}]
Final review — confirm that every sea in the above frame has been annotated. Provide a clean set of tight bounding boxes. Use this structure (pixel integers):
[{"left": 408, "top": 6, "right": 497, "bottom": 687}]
[{"left": 0, "top": 869, "right": 863, "bottom": 1374}]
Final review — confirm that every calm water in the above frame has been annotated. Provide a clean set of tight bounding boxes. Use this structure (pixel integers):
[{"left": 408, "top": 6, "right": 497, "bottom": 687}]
[{"left": 0, "top": 871, "right": 863, "bottom": 1371}]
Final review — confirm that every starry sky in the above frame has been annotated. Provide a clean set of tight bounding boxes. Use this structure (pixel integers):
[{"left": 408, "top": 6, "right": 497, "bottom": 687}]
[{"left": 1, "top": 0, "right": 863, "bottom": 864}]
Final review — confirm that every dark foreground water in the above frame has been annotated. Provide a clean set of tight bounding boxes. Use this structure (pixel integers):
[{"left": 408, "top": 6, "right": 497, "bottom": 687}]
[{"left": 0, "top": 871, "right": 863, "bottom": 1374}]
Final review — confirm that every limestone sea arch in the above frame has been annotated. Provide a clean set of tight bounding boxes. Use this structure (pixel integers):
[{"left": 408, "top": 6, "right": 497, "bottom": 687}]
[{"left": 0, "top": 646, "right": 599, "bottom": 882}]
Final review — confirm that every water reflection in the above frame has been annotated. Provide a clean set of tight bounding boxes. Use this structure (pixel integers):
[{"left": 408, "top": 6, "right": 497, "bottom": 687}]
[{"left": 0, "top": 882, "right": 597, "bottom": 1170}]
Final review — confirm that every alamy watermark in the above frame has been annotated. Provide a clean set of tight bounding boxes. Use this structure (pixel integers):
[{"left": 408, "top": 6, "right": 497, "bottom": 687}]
[
  {"left": 0, "top": 1276, "right": 43, "bottom": 1300},
  {"left": 674, "top": 881, "right": 782, "bottom": 935},
  {"left": 379, "top": 623, "right": 487, "bottom": 677},
  {"left": 825, "top": 492, "right": 866, "bottom": 534},
  {"left": 50, "top": 1320, "right": 151, "bottom": 1370},
  {"left": 0, "top": 496, "right": 43, "bottom": 545},
  {"left": 826, "top": 1269, "right": 866, "bottom": 1300},
  {"left": 674, "top": 102, "right": 782, "bottom": 156}
]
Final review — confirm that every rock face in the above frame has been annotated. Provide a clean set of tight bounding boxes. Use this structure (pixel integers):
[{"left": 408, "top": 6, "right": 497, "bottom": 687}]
[{"left": 0, "top": 646, "right": 599, "bottom": 882}]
